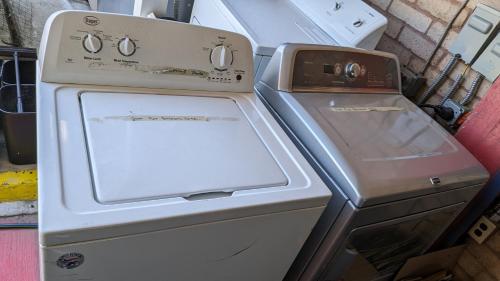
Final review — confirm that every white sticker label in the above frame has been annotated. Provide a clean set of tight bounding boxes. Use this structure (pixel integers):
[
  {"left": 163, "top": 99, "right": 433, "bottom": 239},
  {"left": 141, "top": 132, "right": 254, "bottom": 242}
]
[{"left": 329, "top": 106, "right": 404, "bottom": 112}]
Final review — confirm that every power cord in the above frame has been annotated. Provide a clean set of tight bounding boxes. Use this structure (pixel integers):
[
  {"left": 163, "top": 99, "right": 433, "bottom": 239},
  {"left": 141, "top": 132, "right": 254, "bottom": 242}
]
[{"left": 420, "top": 104, "right": 455, "bottom": 121}]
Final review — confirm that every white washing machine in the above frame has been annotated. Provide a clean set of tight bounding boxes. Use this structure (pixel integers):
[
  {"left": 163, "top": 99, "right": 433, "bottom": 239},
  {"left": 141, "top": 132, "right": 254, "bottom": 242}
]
[
  {"left": 190, "top": 0, "right": 387, "bottom": 81},
  {"left": 37, "top": 11, "right": 331, "bottom": 281}
]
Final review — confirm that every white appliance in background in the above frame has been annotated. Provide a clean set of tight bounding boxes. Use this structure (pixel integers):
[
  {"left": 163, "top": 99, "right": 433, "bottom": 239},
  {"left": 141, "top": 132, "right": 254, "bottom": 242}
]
[
  {"left": 190, "top": 0, "right": 387, "bottom": 81},
  {"left": 37, "top": 11, "right": 331, "bottom": 281},
  {"left": 133, "top": 0, "right": 169, "bottom": 17},
  {"left": 89, "top": 0, "right": 135, "bottom": 14},
  {"left": 134, "top": 0, "right": 194, "bottom": 21}
]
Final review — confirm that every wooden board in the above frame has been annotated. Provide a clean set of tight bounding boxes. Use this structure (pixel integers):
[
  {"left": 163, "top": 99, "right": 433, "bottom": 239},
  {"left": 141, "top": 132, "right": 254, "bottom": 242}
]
[
  {"left": 0, "top": 133, "right": 38, "bottom": 202},
  {"left": 0, "top": 229, "right": 39, "bottom": 281},
  {"left": 0, "top": 169, "right": 38, "bottom": 202},
  {"left": 394, "top": 245, "right": 465, "bottom": 280}
]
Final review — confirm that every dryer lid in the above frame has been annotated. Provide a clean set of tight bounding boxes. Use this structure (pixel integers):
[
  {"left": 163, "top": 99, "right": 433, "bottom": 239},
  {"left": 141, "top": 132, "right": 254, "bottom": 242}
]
[
  {"left": 220, "top": 0, "right": 336, "bottom": 56},
  {"left": 289, "top": 93, "right": 488, "bottom": 206},
  {"left": 80, "top": 92, "right": 287, "bottom": 203}
]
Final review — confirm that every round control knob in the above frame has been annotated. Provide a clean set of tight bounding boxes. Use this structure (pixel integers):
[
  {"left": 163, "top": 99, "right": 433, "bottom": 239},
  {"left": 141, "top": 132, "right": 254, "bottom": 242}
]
[
  {"left": 118, "top": 37, "right": 136, "bottom": 56},
  {"left": 210, "top": 45, "right": 233, "bottom": 70},
  {"left": 82, "top": 34, "right": 102, "bottom": 54},
  {"left": 353, "top": 19, "right": 364, "bottom": 28},
  {"left": 333, "top": 1, "right": 342, "bottom": 11},
  {"left": 345, "top": 63, "right": 361, "bottom": 79}
]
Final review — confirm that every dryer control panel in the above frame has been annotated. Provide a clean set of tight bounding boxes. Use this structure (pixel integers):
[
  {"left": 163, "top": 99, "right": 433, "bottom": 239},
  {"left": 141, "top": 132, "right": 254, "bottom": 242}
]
[
  {"left": 259, "top": 44, "right": 401, "bottom": 94},
  {"left": 39, "top": 11, "right": 253, "bottom": 92},
  {"left": 291, "top": 49, "right": 399, "bottom": 92}
]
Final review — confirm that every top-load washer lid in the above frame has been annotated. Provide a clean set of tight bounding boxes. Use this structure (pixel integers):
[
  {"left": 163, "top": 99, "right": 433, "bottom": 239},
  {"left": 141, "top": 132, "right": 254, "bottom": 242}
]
[
  {"left": 220, "top": 0, "right": 336, "bottom": 56},
  {"left": 81, "top": 92, "right": 288, "bottom": 204}
]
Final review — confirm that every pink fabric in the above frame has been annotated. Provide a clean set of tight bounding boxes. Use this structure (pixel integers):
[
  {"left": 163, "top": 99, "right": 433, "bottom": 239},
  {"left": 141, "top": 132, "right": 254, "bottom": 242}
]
[
  {"left": 455, "top": 78, "right": 500, "bottom": 175},
  {"left": 0, "top": 229, "right": 39, "bottom": 281}
]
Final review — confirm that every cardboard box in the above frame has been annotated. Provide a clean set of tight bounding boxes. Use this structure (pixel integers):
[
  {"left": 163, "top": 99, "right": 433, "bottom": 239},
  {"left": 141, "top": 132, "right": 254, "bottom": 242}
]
[{"left": 394, "top": 245, "right": 465, "bottom": 281}]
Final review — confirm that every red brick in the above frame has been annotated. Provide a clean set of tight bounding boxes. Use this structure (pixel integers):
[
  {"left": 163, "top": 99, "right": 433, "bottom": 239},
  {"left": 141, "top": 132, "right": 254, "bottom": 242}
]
[
  {"left": 486, "top": 230, "right": 500, "bottom": 254},
  {"left": 473, "top": 272, "right": 495, "bottom": 281},
  {"left": 457, "top": 249, "right": 484, "bottom": 277},
  {"left": 389, "top": 0, "right": 432, "bottom": 32},
  {"left": 376, "top": 35, "right": 412, "bottom": 65},
  {"left": 417, "top": 0, "right": 462, "bottom": 22},
  {"left": 467, "top": 242, "right": 500, "bottom": 280},
  {"left": 398, "top": 26, "right": 435, "bottom": 60},
  {"left": 452, "top": 264, "right": 473, "bottom": 281}
]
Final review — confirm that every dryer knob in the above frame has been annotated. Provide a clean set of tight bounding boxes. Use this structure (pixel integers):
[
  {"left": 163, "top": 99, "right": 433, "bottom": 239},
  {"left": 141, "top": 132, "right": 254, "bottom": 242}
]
[
  {"left": 211, "top": 45, "right": 233, "bottom": 70},
  {"left": 83, "top": 34, "right": 102, "bottom": 54},
  {"left": 345, "top": 63, "right": 361, "bottom": 79}
]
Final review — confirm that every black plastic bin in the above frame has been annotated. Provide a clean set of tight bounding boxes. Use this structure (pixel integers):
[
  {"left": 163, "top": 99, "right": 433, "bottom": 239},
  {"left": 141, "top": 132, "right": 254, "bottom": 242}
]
[
  {"left": 0, "top": 85, "right": 36, "bottom": 164},
  {"left": 1, "top": 60, "right": 36, "bottom": 85}
]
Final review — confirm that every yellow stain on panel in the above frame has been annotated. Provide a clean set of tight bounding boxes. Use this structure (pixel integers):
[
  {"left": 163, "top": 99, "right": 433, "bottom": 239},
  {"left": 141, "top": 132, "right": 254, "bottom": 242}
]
[{"left": 0, "top": 169, "right": 37, "bottom": 202}]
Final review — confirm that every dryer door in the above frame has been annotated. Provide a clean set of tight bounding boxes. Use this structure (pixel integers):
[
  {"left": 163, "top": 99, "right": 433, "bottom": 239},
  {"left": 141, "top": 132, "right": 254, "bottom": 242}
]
[{"left": 322, "top": 202, "right": 465, "bottom": 281}]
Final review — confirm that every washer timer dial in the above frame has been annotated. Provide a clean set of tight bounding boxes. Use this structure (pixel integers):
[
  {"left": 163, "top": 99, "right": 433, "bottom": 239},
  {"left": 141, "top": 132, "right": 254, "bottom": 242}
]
[
  {"left": 210, "top": 45, "right": 233, "bottom": 70},
  {"left": 82, "top": 34, "right": 102, "bottom": 54},
  {"left": 118, "top": 37, "right": 137, "bottom": 56}
]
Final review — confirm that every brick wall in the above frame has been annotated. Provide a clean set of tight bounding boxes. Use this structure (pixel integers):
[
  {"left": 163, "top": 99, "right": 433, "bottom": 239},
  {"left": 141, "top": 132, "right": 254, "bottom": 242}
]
[
  {"left": 363, "top": 0, "right": 500, "bottom": 108},
  {"left": 452, "top": 229, "right": 500, "bottom": 281}
]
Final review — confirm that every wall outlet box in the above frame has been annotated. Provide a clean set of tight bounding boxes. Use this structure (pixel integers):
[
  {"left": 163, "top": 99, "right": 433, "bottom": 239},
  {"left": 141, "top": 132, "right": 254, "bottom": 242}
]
[
  {"left": 472, "top": 32, "right": 500, "bottom": 82},
  {"left": 401, "top": 66, "right": 426, "bottom": 100},
  {"left": 450, "top": 4, "right": 500, "bottom": 64},
  {"left": 468, "top": 216, "right": 497, "bottom": 244},
  {"left": 442, "top": 99, "right": 466, "bottom": 125}
]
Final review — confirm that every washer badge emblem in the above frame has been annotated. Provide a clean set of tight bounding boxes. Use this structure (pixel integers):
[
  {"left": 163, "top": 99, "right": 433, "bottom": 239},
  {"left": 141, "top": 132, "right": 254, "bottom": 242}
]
[
  {"left": 83, "top": 16, "right": 100, "bottom": 26},
  {"left": 57, "top": 253, "right": 84, "bottom": 269}
]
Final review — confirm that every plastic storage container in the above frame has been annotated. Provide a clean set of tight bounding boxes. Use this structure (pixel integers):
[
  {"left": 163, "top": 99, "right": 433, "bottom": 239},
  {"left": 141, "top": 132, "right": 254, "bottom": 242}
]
[
  {"left": 1, "top": 60, "right": 36, "bottom": 85},
  {"left": 0, "top": 85, "right": 36, "bottom": 164}
]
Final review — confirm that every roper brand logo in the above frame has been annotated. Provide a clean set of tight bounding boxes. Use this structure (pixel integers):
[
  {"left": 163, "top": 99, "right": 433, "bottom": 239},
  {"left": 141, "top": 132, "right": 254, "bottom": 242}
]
[
  {"left": 84, "top": 16, "right": 100, "bottom": 26},
  {"left": 57, "top": 253, "right": 84, "bottom": 269}
]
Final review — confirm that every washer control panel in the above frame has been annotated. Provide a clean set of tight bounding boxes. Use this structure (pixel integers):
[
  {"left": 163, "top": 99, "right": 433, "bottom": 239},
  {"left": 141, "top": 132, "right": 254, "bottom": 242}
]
[
  {"left": 40, "top": 11, "right": 253, "bottom": 92},
  {"left": 291, "top": 49, "right": 399, "bottom": 93}
]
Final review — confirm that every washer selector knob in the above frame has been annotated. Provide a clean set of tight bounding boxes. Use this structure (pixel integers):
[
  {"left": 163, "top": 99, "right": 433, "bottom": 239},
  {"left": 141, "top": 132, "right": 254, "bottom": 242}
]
[
  {"left": 211, "top": 45, "right": 233, "bottom": 70},
  {"left": 83, "top": 34, "right": 103, "bottom": 54},
  {"left": 333, "top": 1, "right": 342, "bottom": 11},
  {"left": 345, "top": 63, "right": 361, "bottom": 79},
  {"left": 118, "top": 37, "right": 136, "bottom": 56}
]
